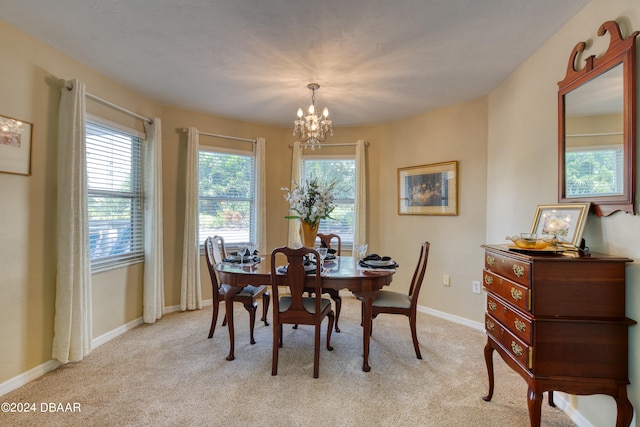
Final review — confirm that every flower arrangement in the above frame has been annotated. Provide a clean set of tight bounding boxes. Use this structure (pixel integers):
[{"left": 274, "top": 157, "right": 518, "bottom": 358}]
[{"left": 281, "top": 177, "right": 338, "bottom": 227}]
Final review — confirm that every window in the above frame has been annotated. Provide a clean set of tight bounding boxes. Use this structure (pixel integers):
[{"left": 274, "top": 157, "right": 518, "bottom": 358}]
[
  {"left": 86, "top": 119, "right": 144, "bottom": 271},
  {"left": 303, "top": 157, "right": 356, "bottom": 246},
  {"left": 199, "top": 148, "right": 255, "bottom": 247},
  {"left": 565, "top": 145, "right": 623, "bottom": 197}
]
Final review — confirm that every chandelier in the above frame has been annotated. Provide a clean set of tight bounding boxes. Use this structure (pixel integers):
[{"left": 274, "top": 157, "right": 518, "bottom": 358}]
[{"left": 293, "top": 83, "right": 333, "bottom": 150}]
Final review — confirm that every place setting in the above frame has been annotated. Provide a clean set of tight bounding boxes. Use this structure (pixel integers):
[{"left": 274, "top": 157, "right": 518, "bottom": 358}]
[
  {"left": 356, "top": 244, "right": 399, "bottom": 271},
  {"left": 222, "top": 242, "right": 261, "bottom": 265},
  {"left": 276, "top": 248, "right": 330, "bottom": 275}
]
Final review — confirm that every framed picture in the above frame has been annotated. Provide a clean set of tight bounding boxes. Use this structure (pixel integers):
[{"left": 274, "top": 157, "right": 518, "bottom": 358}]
[
  {"left": 0, "top": 115, "right": 33, "bottom": 176},
  {"left": 398, "top": 161, "right": 458, "bottom": 215},
  {"left": 530, "top": 203, "right": 590, "bottom": 246}
]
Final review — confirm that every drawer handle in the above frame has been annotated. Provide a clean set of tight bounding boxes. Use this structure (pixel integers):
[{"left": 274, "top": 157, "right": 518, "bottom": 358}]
[
  {"left": 512, "top": 264, "right": 525, "bottom": 277},
  {"left": 511, "top": 341, "right": 523, "bottom": 356},
  {"left": 486, "top": 255, "right": 496, "bottom": 266},
  {"left": 514, "top": 318, "right": 526, "bottom": 333},
  {"left": 510, "top": 287, "right": 523, "bottom": 301},
  {"left": 488, "top": 301, "right": 497, "bottom": 311},
  {"left": 486, "top": 319, "right": 495, "bottom": 331},
  {"left": 484, "top": 275, "right": 493, "bottom": 286}
]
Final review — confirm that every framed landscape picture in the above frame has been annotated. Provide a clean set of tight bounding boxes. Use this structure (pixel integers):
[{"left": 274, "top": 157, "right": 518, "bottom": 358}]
[
  {"left": 0, "top": 114, "right": 33, "bottom": 176},
  {"left": 398, "top": 161, "right": 458, "bottom": 215}
]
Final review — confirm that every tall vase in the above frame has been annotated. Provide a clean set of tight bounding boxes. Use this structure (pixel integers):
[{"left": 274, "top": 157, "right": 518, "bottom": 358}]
[{"left": 299, "top": 220, "right": 319, "bottom": 248}]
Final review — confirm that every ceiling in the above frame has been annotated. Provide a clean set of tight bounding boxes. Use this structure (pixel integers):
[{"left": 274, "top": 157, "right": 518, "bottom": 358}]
[{"left": 1, "top": 0, "right": 590, "bottom": 127}]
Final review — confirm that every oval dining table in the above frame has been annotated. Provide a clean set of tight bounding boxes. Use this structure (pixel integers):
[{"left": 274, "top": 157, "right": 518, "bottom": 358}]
[{"left": 215, "top": 255, "right": 395, "bottom": 372}]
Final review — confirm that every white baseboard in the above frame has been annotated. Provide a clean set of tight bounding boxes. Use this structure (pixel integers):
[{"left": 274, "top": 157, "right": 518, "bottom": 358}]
[
  {"left": 92, "top": 317, "right": 144, "bottom": 349},
  {"left": 417, "top": 304, "right": 485, "bottom": 331},
  {"left": 0, "top": 359, "right": 61, "bottom": 397}
]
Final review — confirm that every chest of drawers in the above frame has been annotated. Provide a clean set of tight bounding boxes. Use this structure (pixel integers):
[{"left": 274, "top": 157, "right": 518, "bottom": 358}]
[{"left": 481, "top": 244, "right": 634, "bottom": 427}]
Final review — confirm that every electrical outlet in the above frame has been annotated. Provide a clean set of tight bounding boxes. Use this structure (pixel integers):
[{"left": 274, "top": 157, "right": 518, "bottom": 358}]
[
  {"left": 472, "top": 280, "right": 481, "bottom": 294},
  {"left": 443, "top": 274, "right": 450, "bottom": 286}
]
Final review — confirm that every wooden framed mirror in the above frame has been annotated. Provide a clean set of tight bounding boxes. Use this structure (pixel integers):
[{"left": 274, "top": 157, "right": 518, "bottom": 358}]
[{"left": 558, "top": 21, "right": 638, "bottom": 216}]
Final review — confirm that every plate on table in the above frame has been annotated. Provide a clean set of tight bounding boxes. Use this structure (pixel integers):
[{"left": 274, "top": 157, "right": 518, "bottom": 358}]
[
  {"left": 224, "top": 255, "right": 258, "bottom": 263},
  {"left": 365, "top": 260, "right": 395, "bottom": 267}
]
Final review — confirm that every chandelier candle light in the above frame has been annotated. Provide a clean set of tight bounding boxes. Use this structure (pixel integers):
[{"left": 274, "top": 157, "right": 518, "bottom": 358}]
[
  {"left": 282, "top": 178, "right": 338, "bottom": 248},
  {"left": 293, "top": 83, "right": 333, "bottom": 150}
]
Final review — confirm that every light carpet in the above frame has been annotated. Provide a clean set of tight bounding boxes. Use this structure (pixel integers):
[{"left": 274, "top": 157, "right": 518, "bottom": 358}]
[{"left": 1, "top": 296, "right": 576, "bottom": 426}]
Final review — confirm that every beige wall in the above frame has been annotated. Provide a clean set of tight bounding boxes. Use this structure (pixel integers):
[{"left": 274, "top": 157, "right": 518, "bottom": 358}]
[
  {"left": 376, "top": 100, "right": 488, "bottom": 321},
  {"left": 2, "top": 1, "right": 640, "bottom": 425},
  {"left": 487, "top": 0, "right": 640, "bottom": 425}
]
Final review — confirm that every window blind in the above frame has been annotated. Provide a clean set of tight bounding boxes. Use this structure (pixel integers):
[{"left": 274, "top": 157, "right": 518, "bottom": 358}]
[{"left": 86, "top": 120, "right": 144, "bottom": 271}]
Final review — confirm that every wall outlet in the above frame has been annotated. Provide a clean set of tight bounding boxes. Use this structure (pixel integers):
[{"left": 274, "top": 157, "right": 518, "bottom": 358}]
[
  {"left": 443, "top": 274, "right": 450, "bottom": 286},
  {"left": 472, "top": 280, "right": 481, "bottom": 294}
]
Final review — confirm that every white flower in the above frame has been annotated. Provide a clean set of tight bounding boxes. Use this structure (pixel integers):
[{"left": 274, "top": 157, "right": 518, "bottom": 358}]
[{"left": 282, "top": 178, "right": 337, "bottom": 227}]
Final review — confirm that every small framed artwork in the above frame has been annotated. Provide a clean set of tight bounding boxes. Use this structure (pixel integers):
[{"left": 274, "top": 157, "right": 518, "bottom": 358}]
[
  {"left": 0, "top": 115, "right": 33, "bottom": 176},
  {"left": 398, "top": 161, "right": 458, "bottom": 215},
  {"left": 530, "top": 203, "right": 590, "bottom": 246}
]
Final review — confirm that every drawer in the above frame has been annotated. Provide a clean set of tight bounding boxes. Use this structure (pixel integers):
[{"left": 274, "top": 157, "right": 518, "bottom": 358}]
[
  {"left": 483, "top": 270, "right": 531, "bottom": 312},
  {"left": 486, "top": 294, "right": 532, "bottom": 344},
  {"left": 484, "top": 250, "right": 531, "bottom": 287},
  {"left": 486, "top": 313, "right": 533, "bottom": 371}
]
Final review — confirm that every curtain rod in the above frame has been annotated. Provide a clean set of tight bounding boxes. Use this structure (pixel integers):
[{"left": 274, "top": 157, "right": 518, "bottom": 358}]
[
  {"left": 180, "top": 128, "right": 256, "bottom": 143},
  {"left": 288, "top": 141, "right": 369, "bottom": 148},
  {"left": 63, "top": 81, "right": 153, "bottom": 124}
]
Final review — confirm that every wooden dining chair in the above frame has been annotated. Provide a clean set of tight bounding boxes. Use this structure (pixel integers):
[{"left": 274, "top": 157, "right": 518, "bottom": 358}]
[
  {"left": 317, "top": 233, "right": 341, "bottom": 255},
  {"left": 204, "top": 236, "right": 270, "bottom": 349},
  {"left": 270, "top": 246, "right": 335, "bottom": 378},
  {"left": 362, "top": 241, "right": 430, "bottom": 359},
  {"left": 308, "top": 232, "right": 343, "bottom": 332}
]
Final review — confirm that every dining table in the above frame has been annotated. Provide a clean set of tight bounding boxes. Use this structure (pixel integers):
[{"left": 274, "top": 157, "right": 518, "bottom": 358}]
[{"left": 215, "top": 255, "right": 395, "bottom": 372}]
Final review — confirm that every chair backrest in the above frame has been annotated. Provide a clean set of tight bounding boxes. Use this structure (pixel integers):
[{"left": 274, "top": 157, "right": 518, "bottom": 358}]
[
  {"left": 204, "top": 236, "right": 223, "bottom": 303},
  {"left": 270, "top": 246, "right": 323, "bottom": 322},
  {"left": 408, "top": 242, "right": 430, "bottom": 306},
  {"left": 209, "top": 235, "right": 227, "bottom": 263},
  {"left": 317, "top": 233, "right": 341, "bottom": 255}
]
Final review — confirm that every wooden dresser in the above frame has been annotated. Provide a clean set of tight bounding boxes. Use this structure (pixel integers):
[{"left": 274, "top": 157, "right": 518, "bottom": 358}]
[{"left": 481, "top": 244, "right": 635, "bottom": 427}]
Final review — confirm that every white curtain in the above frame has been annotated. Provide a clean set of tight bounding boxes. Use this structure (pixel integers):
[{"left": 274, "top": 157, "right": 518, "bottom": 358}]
[
  {"left": 287, "top": 141, "right": 303, "bottom": 247},
  {"left": 143, "top": 118, "right": 165, "bottom": 323},
  {"left": 353, "top": 140, "right": 367, "bottom": 247},
  {"left": 180, "top": 127, "right": 202, "bottom": 311},
  {"left": 52, "top": 78, "right": 92, "bottom": 364},
  {"left": 254, "top": 137, "right": 267, "bottom": 254}
]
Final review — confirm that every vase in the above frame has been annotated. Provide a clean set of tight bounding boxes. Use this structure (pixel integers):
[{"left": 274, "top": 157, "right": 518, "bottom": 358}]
[{"left": 299, "top": 220, "right": 319, "bottom": 248}]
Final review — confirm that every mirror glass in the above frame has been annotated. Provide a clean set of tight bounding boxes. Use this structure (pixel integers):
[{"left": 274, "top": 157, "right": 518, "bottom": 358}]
[
  {"left": 558, "top": 21, "right": 637, "bottom": 216},
  {"left": 563, "top": 63, "right": 623, "bottom": 198}
]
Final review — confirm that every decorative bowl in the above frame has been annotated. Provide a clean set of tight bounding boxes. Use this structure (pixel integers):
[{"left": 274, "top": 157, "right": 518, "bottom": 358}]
[{"left": 506, "top": 234, "right": 556, "bottom": 250}]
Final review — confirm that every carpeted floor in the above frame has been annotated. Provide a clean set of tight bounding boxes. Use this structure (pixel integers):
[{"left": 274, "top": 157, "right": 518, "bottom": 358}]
[{"left": 0, "top": 296, "right": 576, "bottom": 426}]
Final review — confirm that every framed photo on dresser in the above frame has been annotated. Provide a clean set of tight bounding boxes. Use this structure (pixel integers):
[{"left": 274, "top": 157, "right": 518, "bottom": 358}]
[{"left": 530, "top": 203, "right": 590, "bottom": 246}]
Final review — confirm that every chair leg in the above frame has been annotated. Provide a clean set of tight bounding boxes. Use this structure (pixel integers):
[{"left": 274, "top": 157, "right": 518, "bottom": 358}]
[
  {"left": 222, "top": 314, "right": 227, "bottom": 327},
  {"left": 261, "top": 292, "right": 270, "bottom": 326},
  {"left": 278, "top": 324, "right": 283, "bottom": 348},
  {"left": 208, "top": 302, "right": 219, "bottom": 338},
  {"left": 327, "top": 312, "right": 334, "bottom": 351},
  {"left": 244, "top": 302, "right": 258, "bottom": 345},
  {"left": 330, "top": 292, "right": 341, "bottom": 332},
  {"left": 272, "top": 321, "right": 279, "bottom": 376},
  {"left": 409, "top": 314, "right": 422, "bottom": 359},
  {"left": 313, "top": 323, "right": 321, "bottom": 378}
]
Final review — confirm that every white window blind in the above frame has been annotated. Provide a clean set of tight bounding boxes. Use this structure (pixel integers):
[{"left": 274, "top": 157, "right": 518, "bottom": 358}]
[
  {"left": 565, "top": 146, "right": 624, "bottom": 197},
  {"left": 86, "top": 120, "right": 144, "bottom": 271}
]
